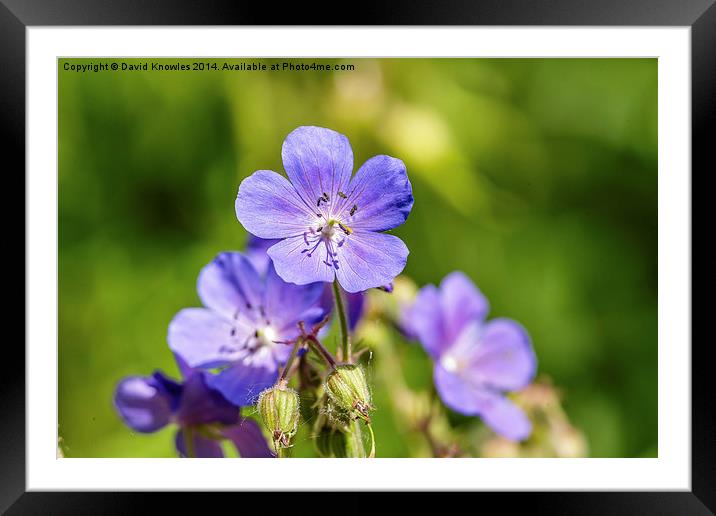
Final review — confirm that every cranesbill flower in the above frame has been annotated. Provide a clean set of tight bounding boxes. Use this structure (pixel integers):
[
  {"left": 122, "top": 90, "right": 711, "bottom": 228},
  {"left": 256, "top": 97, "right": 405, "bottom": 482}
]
[
  {"left": 113, "top": 357, "right": 272, "bottom": 458},
  {"left": 168, "top": 252, "right": 325, "bottom": 405},
  {"left": 402, "top": 272, "right": 537, "bottom": 441},
  {"left": 235, "top": 126, "right": 414, "bottom": 293}
]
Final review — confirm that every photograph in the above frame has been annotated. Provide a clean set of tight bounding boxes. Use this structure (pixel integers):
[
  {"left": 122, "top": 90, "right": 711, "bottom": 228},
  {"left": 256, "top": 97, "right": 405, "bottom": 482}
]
[{"left": 57, "top": 57, "right": 657, "bottom": 459}]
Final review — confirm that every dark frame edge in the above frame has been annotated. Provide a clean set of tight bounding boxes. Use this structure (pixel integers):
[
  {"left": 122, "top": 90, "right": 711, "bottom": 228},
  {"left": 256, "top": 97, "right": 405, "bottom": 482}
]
[
  {"left": 0, "top": 0, "right": 26, "bottom": 514},
  {"left": 691, "top": 0, "right": 716, "bottom": 513},
  {"left": 4, "top": 0, "right": 712, "bottom": 513},
  {"left": 3, "top": 492, "right": 716, "bottom": 515},
  {"left": 1, "top": 0, "right": 716, "bottom": 25}
]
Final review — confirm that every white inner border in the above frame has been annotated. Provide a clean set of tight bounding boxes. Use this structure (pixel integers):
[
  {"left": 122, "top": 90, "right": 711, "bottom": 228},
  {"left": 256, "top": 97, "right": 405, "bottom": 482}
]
[{"left": 27, "top": 27, "right": 691, "bottom": 491}]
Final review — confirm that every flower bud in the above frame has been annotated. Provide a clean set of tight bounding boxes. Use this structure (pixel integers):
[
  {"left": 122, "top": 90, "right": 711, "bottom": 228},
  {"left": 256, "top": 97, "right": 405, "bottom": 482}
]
[
  {"left": 324, "top": 364, "right": 373, "bottom": 423},
  {"left": 257, "top": 384, "right": 300, "bottom": 451}
]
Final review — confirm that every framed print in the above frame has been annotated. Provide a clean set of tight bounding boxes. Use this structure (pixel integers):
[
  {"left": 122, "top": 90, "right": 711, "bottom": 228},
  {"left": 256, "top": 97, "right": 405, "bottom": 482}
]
[{"left": 4, "top": 0, "right": 710, "bottom": 512}]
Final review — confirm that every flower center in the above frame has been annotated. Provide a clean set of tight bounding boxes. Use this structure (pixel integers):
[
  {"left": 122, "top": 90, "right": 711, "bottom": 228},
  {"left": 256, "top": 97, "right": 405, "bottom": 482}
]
[
  {"left": 254, "top": 325, "right": 278, "bottom": 349},
  {"left": 320, "top": 220, "right": 338, "bottom": 239},
  {"left": 319, "top": 218, "right": 352, "bottom": 237},
  {"left": 301, "top": 217, "right": 354, "bottom": 271},
  {"left": 440, "top": 354, "right": 461, "bottom": 373}
]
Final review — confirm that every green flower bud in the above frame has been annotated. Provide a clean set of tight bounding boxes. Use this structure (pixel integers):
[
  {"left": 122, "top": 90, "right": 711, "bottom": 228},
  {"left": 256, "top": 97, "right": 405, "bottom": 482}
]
[
  {"left": 257, "top": 384, "right": 300, "bottom": 452},
  {"left": 324, "top": 364, "right": 374, "bottom": 423}
]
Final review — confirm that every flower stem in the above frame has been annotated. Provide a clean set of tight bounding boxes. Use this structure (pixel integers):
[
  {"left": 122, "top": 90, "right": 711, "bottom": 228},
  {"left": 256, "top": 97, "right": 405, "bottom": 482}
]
[
  {"left": 345, "top": 420, "right": 366, "bottom": 458},
  {"left": 305, "top": 335, "right": 337, "bottom": 368},
  {"left": 332, "top": 280, "right": 351, "bottom": 362},
  {"left": 279, "top": 338, "right": 303, "bottom": 383}
]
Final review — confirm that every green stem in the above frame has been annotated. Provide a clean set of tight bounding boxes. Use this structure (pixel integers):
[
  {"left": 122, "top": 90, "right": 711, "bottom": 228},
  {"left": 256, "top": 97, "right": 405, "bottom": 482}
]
[
  {"left": 279, "top": 338, "right": 303, "bottom": 383},
  {"left": 332, "top": 280, "right": 351, "bottom": 362},
  {"left": 345, "top": 420, "right": 366, "bottom": 458}
]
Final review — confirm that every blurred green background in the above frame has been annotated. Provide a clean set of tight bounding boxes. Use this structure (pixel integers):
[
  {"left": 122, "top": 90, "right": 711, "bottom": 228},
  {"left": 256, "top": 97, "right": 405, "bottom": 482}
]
[{"left": 58, "top": 58, "right": 657, "bottom": 458}]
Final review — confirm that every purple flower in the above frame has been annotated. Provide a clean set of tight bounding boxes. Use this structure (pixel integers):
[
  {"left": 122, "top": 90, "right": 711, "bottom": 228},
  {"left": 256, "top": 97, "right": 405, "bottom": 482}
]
[
  {"left": 168, "top": 252, "right": 325, "bottom": 405},
  {"left": 402, "top": 272, "right": 537, "bottom": 441},
  {"left": 235, "top": 126, "right": 414, "bottom": 293},
  {"left": 113, "top": 358, "right": 273, "bottom": 458}
]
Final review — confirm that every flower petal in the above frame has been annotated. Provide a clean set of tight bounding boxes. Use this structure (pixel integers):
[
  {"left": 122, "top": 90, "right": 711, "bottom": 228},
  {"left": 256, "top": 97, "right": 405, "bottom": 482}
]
[
  {"left": 173, "top": 353, "right": 195, "bottom": 379},
  {"left": 401, "top": 284, "right": 447, "bottom": 359},
  {"left": 467, "top": 318, "right": 536, "bottom": 392},
  {"left": 168, "top": 308, "right": 252, "bottom": 369},
  {"left": 445, "top": 319, "right": 535, "bottom": 392},
  {"left": 281, "top": 126, "right": 353, "bottom": 210},
  {"left": 206, "top": 361, "right": 278, "bottom": 406},
  {"left": 236, "top": 169, "right": 316, "bottom": 239},
  {"left": 267, "top": 235, "right": 337, "bottom": 285},
  {"left": 114, "top": 376, "right": 174, "bottom": 433},
  {"left": 246, "top": 236, "right": 281, "bottom": 276},
  {"left": 263, "top": 263, "right": 325, "bottom": 330},
  {"left": 222, "top": 419, "right": 274, "bottom": 458},
  {"left": 151, "top": 371, "right": 184, "bottom": 410},
  {"left": 433, "top": 365, "right": 532, "bottom": 441},
  {"left": 334, "top": 231, "right": 409, "bottom": 293},
  {"left": 197, "top": 252, "right": 265, "bottom": 319},
  {"left": 346, "top": 291, "right": 366, "bottom": 331},
  {"left": 433, "top": 363, "right": 488, "bottom": 415},
  {"left": 478, "top": 395, "right": 532, "bottom": 442},
  {"left": 175, "top": 429, "right": 224, "bottom": 458},
  {"left": 439, "top": 272, "right": 489, "bottom": 342},
  {"left": 176, "top": 373, "right": 241, "bottom": 427},
  {"left": 341, "top": 155, "right": 413, "bottom": 232}
]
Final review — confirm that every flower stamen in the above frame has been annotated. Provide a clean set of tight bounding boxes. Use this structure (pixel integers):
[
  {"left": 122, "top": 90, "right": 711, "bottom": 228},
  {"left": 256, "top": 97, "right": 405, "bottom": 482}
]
[{"left": 300, "top": 218, "right": 352, "bottom": 270}]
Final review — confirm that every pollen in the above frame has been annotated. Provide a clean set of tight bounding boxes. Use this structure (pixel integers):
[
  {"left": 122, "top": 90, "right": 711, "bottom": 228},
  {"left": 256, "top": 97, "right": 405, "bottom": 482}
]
[
  {"left": 322, "top": 218, "right": 353, "bottom": 237},
  {"left": 338, "top": 222, "right": 353, "bottom": 235}
]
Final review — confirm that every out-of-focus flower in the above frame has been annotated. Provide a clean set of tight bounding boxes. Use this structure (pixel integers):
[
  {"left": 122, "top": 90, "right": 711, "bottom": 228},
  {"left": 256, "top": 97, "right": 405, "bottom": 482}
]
[
  {"left": 168, "top": 252, "right": 325, "bottom": 405},
  {"left": 402, "top": 271, "right": 537, "bottom": 441},
  {"left": 235, "top": 126, "right": 414, "bottom": 293},
  {"left": 113, "top": 357, "right": 273, "bottom": 458},
  {"left": 480, "top": 380, "right": 588, "bottom": 458}
]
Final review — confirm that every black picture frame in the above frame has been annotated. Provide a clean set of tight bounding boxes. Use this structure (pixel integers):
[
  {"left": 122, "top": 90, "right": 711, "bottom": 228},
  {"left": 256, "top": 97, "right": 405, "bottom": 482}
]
[{"left": 4, "top": 0, "right": 709, "bottom": 513}]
